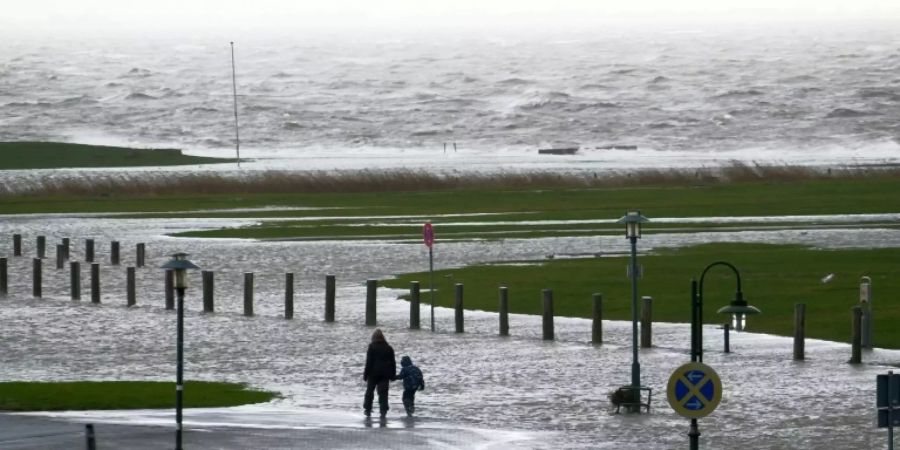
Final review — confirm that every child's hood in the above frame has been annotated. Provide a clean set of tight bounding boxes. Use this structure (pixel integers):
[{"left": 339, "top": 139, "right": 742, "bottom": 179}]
[{"left": 401, "top": 355, "right": 412, "bottom": 367}]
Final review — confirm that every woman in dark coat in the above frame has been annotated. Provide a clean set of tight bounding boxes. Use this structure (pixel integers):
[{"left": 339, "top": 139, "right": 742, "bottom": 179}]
[{"left": 363, "top": 328, "right": 396, "bottom": 418}]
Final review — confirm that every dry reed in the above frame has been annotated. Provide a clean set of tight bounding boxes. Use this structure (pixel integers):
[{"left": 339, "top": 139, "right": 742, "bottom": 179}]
[{"left": 3, "top": 163, "right": 898, "bottom": 198}]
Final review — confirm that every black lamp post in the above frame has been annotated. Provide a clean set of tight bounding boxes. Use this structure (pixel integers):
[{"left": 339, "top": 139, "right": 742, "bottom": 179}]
[
  {"left": 617, "top": 210, "right": 649, "bottom": 404},
  {"left": 689, "top": 260, "right": 760, "bottom": 449},
  {"left": 161, "top": 252, "right": 199, "bottom": 450}
]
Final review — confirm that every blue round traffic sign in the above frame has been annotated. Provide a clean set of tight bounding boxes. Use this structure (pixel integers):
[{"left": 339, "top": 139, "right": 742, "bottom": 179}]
[{"left": 667, "top": 362, "right": 723, "bottom": 419}]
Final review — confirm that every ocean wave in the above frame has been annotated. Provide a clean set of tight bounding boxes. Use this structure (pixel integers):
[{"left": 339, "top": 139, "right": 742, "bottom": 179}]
[
  {"left": 125, "top": 92, "right": 158, "bottom": 100},
  {"left": 777, "top": 74, "right": 820, "bottom": 84},
  {"left": 283, "top": 121, "right": 305, "bottom": 130},
  {"left": 609, "top": 68, "right": 637, "bottom": 75},
  {"left": 498, "top": 77, "right": 533, "bottom": 86},
  {"left": 410, "top": 128, "right": 450, "bottom": 137},
  {"left": 122, "top": 67, "right": 154, "bottom": 78},
  {"left": 714, "top": 89, "right": 765, "bottom": 98},
  {"left": 650, "top": 76, "right": 670, "bottom": 83},
  {"left": 857, "top": 88, "right": 900, "bottom": 101},
  {"left": 825, "top": 108, "right": 879, "bottom": 118}
]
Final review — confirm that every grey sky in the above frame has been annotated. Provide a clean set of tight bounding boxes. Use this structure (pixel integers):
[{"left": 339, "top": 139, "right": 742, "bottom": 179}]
[{"left": 4, "top": 0, "right": 899, "bottom": 36}]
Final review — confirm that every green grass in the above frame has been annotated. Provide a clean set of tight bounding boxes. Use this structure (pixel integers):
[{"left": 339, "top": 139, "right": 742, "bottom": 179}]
[
  {"left": 0, "top": 381, "right": 278, "bottom": 411},
  {"left": 382, "top": 243, "right": 900, "bottom": 348},
  {"left": 0, "top": 142, "right": 235, "bottom": 169}
]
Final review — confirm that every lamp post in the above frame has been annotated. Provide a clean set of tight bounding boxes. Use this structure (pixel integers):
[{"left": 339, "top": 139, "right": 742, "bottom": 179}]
[
  {"left": 161, "top": 253, "right": 199, "bottom": 450},
  {"left": 617, "top": 210, "right": 649, "bottom": 405},
  {"left": 689, "top": 261, "right": 761, "bottom": 450}
]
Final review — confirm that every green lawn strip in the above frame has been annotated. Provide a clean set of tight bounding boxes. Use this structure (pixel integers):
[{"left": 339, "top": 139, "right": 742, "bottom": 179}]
[
  {"left": 0, "top": 381, "right": 278, "bottom": 411},
  {"left": 0, "top": 142, "right": 235, "bottom": 170},
  {"left": 382, "top": 243, "right": 900, "bottom": 348},
  {"left": 3, "top": 177, "right": 900, "bottom": 218}
]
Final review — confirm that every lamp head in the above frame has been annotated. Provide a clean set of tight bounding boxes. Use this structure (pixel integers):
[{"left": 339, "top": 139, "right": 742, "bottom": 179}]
[
  {"left": 617, "top": 210, "right": 649, "bottom": 239},
  {"left": 161, "top": 252, "right": 200, "bottom": 289}
]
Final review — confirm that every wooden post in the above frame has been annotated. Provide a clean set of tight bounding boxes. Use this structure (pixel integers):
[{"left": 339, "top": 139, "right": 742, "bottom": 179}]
[
  {"left": 110, "top": 241, "right": 120, "bottom": 265},
  {"left": 410, "top": 281, "right": 421, "bottom": 330},
  {"left": 70, "top": 261, "right": 81, "bottom": 300},
  {"left": 62, "top": 237, "right": 70, "bottom": 260},
  {"left": 542, "top": 289, "right": 554, "bottom": 341},
  {"left": 127, "top": 267, "right": 136, "bottom": 306},
  {"left": 90, "top": 263, "right": 100, "bottom": 303},
  {"left": 202, "top": 270, "right": 214, "bottom": 313},
  {"left": 499, "top": 286, "right": 509, "bottom": 336},
  {"left": 13, "top": 234, "right": 22, "bottom": 256},
  {"left": 723, "top": 322, "right": 731, "bottom": 353},
  {"left": 284, "top": 273, "right": 294, "bottom": 319},
  {"left": 850, "top": 305, "right": 862, "bottom": 364},
  {"left": 165, "top": 269, "right": 174, "bottom": 310},
  {"left": 32, "top": 258, "right": 41, "bottom": 297},
  {"left": 136, "top": 243, "right": 145, "bottom": 268},
  {"left": 794, "top": 303, "right": 805, "bottom": 361},
  {"left": 640, "top": 295, "right": 652, "bottom": 348},
  {"left": 325, "top": 274, "right": 335, "bottom": 322},
  {"left": 366, "top": 279, "right": 377, "bottom": 326},
  {"left": 0, "top": 257, "right": 6, "bottom": 296},
  {"left": 243, "top": 272, "right": 254, "bottom": 316},
  {"left": 454, "top": 283, "right": 464, "bottom": 333},
  {"left": 85, "top": 423, "right": 96, "bottom": 450},
  {"left": 36, "top": 236, "right": 46, "bottom": 259},
  {"left": 56, "top": 244, "right": 64, "bottom": 269},
  {"left": 592, "top": 293, "right": 603, "bottom": 345},
  {"left": 85, "top": 239, "right": 95, "bottom": 263}
]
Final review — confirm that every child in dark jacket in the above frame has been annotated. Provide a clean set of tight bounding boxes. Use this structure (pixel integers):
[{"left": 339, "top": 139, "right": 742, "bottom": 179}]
[{"left": 395, "top": 355, "right": 425, "bottom": 417}]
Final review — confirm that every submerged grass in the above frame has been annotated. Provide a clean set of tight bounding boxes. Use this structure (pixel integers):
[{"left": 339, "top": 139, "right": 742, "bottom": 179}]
[
  {"left": 0, "top": 381, "right": 278, "bottom": 411},
  {"left": 383, "top": 243, "right": 900, "bottom": 349}
]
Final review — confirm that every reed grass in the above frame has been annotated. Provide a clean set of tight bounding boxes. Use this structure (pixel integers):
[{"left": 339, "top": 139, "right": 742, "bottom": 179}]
[{"left": 4, "top": 162, "right": 898, "bottom": 198}]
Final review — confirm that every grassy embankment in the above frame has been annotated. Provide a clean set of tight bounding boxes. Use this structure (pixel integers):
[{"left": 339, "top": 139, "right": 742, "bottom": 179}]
[
  {"left": 383, "top": 243, "right": 900, "bottom": 349},
  {"left": 0, "top": 381, "right": 277, "bottom": 411},
  {"left": 0, "top": 141, "right": 235, "bottom": 170}
]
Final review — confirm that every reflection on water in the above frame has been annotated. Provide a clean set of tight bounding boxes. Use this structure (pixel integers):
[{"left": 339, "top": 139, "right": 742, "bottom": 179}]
[{"left": 1, "top": 215, "right": 899, "bottom": 448}]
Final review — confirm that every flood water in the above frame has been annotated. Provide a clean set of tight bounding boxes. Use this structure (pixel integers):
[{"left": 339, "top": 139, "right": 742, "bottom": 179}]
[{"left": 1, "top": 215, "right": 899, "bottom": 449}]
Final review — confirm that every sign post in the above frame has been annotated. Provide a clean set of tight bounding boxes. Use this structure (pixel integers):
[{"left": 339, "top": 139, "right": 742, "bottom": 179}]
[
  {"left": 667, "top": 362, "right": 723, "bottom": 450},
  {"left": 877, "top": 370, "right": 900, "bottom": 450},
  {"left": 861, "top": 276, "right": 873, "bottom": 348},
  {"left": 423, "top": 222, "right": 435, "bottom": 332}
]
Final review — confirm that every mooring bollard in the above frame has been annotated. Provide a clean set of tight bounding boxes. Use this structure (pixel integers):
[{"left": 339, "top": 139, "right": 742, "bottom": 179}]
[
  {"left": 243, "top": 272, "right": 254, "bottom": 316},
  {"left": 136, "top": 243, "right": 145, "bottom": 268},
  {"left": 126, "top": 267, "right": 136, "bottom": 306},
  {"left": 640, "top": 295, "right": 652, "bottom": 348},
  {"left": 860, "top": 276, "right": 873, "bottom": 349},
  {"left": 32, "top": 258, "right": 41, "bottom": 297},
  {"left": 325, "top": 274, "right": 335, "bottom": 322},
  {"left": 110, "top": 241, "right": 120, "bottom": 265},
  {"left": 454, "top": 283, "right": 464, "bottom": 333},
  {"left": 723, "top": 322, "right": 731, "bottom": 353},
  {"left": 13, "top": 234, "right": 22, "bottom": 256},
  {"left": 542, "top": 289, "right": 554, "bottom": 341},
  {"left": 0, "top": 257, "right": 7, "bottom": 296},
  {"left": 284, "top": 273, "right": 294, "bottom": 319},
  {"left": 165, "top": 269, "right": 174, "bottom": 310},
  {"left": 851, "top": 305, "right": 862, "bottom": 364},
  {"left": 202, "top": 271, "right": 214, "bottom": 313},
  {"left": 62, "top": 237, "right": 70, "bottom": 260},
  {"left": 85, "top": 239, "right": 95, "bottom": 263},
  {"left": 499, "top": 286, "right": 509, "bottom": 336},
  {"left": 85, "top": 423, "right": 96, "bottom": 450},
  {"left": 36, "top": 235, "right": 45, "bottom": 259},
  {"left": 794, "top": 303, "right": 806, "bottom": 361},
  {"left": 410, "top": 281, "right": 420, "bottom": 330},
  {"left": 56, "top": 244, "right": 64, "bottom": 269},
  {"left": 366, "top": 279, "right": 377, "bottom": 326},
  {"left": 70, "top": 261, "right": 81, "bottom": 300},
  {"left": 90, "top": 263, "right": 100, "bottom": 303},
  {"left": 592, "top": 293, "right": 603, "bottom": 345}
]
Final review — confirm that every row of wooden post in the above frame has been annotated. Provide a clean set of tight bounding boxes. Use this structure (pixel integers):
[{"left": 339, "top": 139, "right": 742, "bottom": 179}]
[
  {"left": 8, "top": 234, "right": 144, "bottom": 267},
  {"left": 0, "top": 250, "right": 870, "bottom": 360}
]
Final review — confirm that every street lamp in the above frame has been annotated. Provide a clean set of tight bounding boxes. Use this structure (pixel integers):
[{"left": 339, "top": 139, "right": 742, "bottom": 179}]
[
  {"left": 161, "top": 252, "right": 199, "bottom": 450},
  {"left": 617, "top": 210, "right": 649, "bottom": 405},
  {"left": 691, "top": 261, "right": 761, "bottom": 363}
]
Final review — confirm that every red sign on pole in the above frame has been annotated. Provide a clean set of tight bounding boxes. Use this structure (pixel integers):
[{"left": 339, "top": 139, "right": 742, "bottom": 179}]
[{"left": 423, "top": 222, "right": 434, "bottom": 248}]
